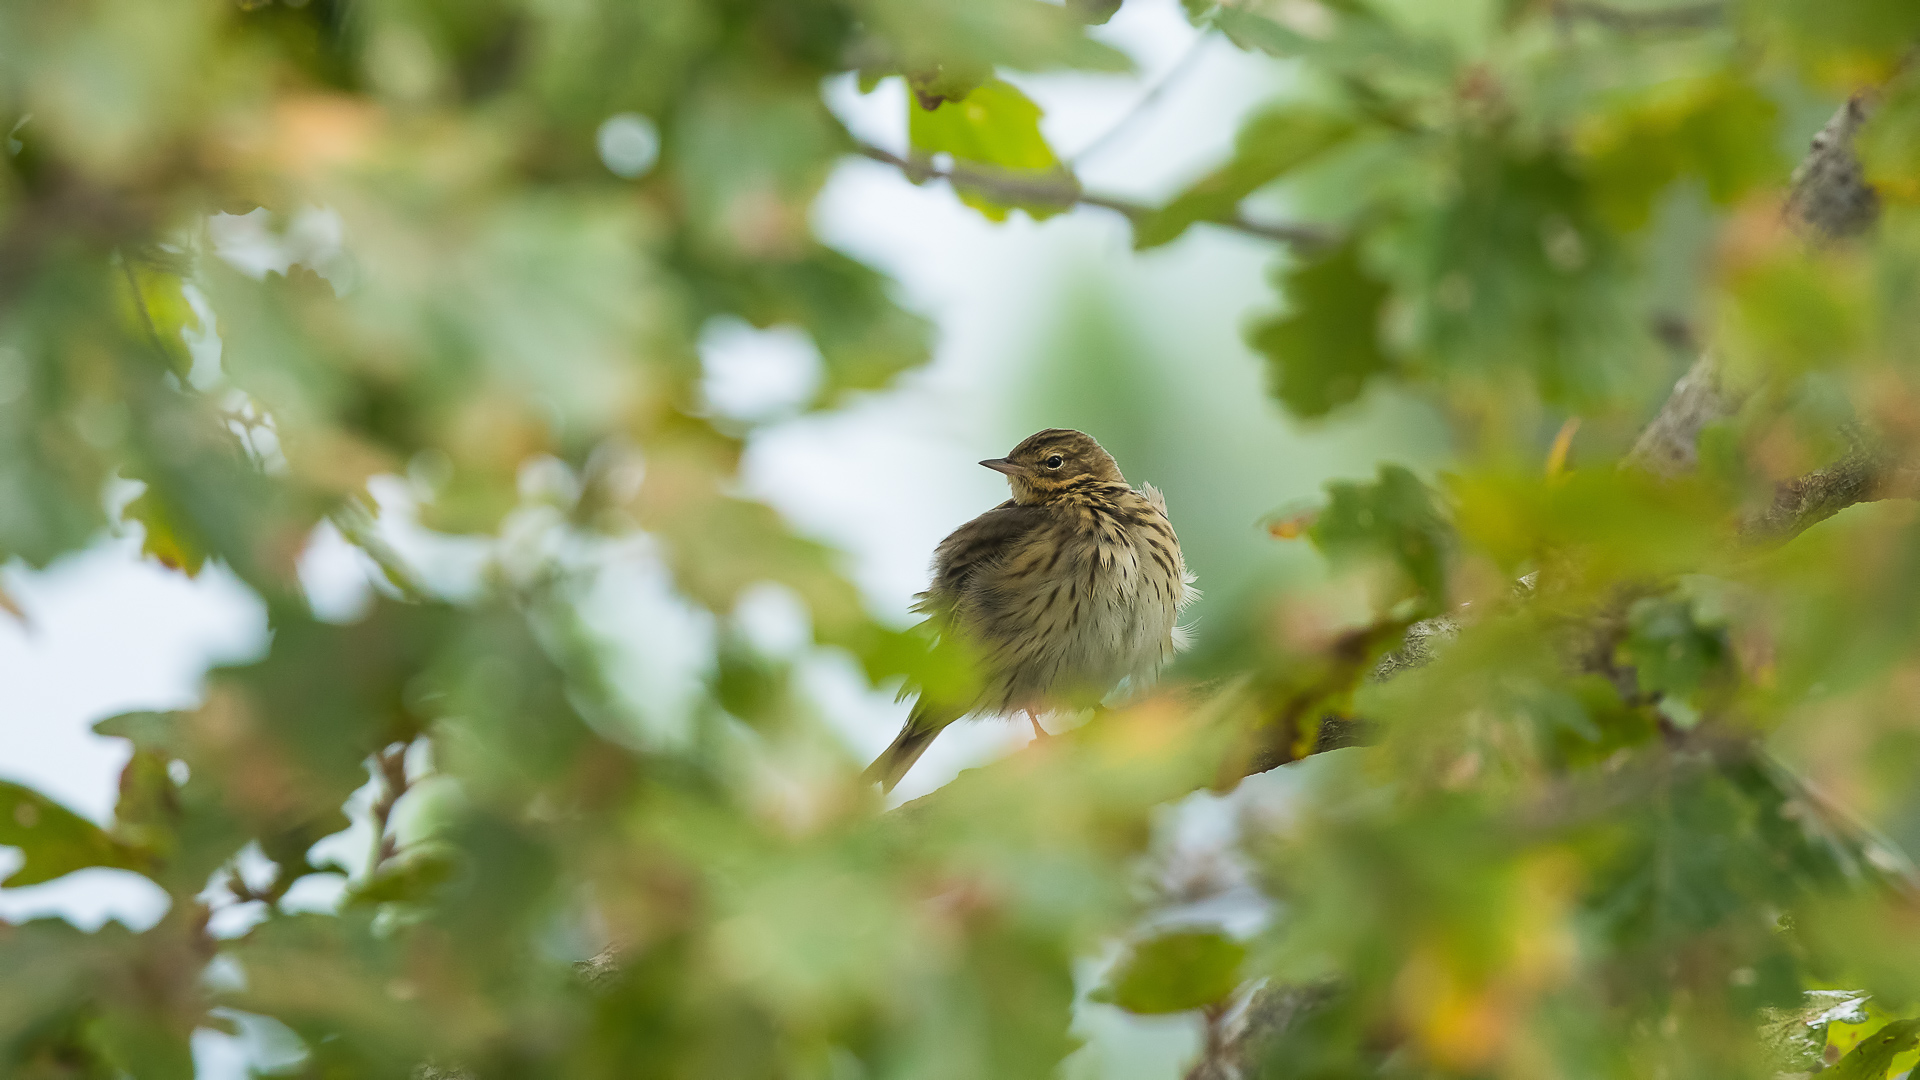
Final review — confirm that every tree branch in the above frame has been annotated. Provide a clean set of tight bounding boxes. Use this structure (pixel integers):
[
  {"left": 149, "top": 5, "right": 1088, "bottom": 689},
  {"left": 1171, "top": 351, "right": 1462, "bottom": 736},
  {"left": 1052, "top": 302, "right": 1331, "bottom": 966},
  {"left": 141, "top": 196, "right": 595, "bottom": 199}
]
[
  {"left": 1784, "top": 93, "right": 1880, "bottom": 243},
  {"left": 853, "top": 142, "right": 1336, "bottom": 249},
  {"left": 1628, "top": 95, "right": 1883, "bottom": 483},
  {"left": 1624, "top": 351, "right": 1738, "bottom": 478},
  {"left": 1740, "top": 446, "right": 1920, "bottom": 542},
  {"left": 1181, "top": 95, "right": 1905, "bottom": 1077}
]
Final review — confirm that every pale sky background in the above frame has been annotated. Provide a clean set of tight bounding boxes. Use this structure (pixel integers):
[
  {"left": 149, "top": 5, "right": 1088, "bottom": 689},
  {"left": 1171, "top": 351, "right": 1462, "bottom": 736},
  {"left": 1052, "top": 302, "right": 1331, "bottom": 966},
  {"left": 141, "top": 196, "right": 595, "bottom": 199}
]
[{"left": 0, "top": 4, "right": 1440, "bottom": 1075}]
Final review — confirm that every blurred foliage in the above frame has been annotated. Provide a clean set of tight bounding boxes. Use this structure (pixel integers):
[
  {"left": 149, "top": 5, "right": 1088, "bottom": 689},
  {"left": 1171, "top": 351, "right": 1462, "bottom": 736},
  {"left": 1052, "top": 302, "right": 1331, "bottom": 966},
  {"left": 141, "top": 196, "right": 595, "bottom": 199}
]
[{"left": 5, "top": 1, "right": 1920, "bottom": 1078}]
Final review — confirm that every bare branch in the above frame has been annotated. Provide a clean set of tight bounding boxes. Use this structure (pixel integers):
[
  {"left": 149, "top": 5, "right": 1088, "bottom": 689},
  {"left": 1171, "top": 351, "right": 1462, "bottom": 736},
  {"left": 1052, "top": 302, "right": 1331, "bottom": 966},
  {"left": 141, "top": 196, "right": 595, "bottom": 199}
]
[
  {"left": 1739, "top": 448, "right": 1920, "bottom": 542},
  {"left": 1785, "top": 94, "right": 1880, "bottom": 243},
  {"left": 1628, "top": 95, "right": 1883, "bottom": 480},
  {"left": 1624, "top": 352, "right": 1739, "bottom": 478},
  {"left": 853, "top": 142, "right": 1337, "bottom": 250},
  {"left": 1184, "top": 982, "right": 1338, "bottom": 1080}
]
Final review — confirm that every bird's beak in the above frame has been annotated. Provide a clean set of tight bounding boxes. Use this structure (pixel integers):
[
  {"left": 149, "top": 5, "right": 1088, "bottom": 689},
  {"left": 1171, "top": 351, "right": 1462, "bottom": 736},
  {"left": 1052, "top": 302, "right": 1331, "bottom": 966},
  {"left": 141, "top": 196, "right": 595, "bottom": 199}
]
[{"left": 979, "top": 458, "right": 1026, "bottom": 477}]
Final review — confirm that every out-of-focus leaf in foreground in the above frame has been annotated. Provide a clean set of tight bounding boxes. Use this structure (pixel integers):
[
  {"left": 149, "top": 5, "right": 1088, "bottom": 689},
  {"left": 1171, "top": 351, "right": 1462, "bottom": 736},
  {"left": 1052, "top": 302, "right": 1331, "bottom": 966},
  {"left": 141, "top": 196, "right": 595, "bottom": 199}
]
[
  {"left": 6, "top": 0, "right": 1920, "bottom": 1077},
  {"left": 1093, "top": 929, "right": 1246, "bottom": 1014},
  {"left": 0, "top": 784, "right": 144, "bottom": 887}
]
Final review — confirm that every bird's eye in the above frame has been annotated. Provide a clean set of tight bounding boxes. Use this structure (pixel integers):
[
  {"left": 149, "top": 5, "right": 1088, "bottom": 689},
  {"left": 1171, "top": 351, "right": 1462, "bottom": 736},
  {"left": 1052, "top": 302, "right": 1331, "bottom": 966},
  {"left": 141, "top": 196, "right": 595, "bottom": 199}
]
[{"left": 1045, "top": 454, "right": 1064, "bottom": 469}]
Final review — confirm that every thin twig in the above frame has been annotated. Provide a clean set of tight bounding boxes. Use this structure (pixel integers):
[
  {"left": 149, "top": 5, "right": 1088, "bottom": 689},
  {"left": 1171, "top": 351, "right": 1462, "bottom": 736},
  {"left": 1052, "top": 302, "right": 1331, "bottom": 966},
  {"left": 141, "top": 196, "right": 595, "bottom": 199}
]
[
  {"left": 854, "top": 142, "right": 1336, "bottom": 249},
  {"left": 1069, "top": 32, "right": 1214, "bottom": 165}
]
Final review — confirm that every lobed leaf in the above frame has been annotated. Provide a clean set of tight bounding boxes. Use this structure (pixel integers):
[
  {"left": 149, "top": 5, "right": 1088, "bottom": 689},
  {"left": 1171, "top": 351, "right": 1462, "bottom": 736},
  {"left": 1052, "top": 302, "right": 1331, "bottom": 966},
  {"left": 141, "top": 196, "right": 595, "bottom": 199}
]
[
  {"left": 1248, "top": 242, "right": 1392, "bottom": 418},
  {"left": 1310, "top": 464, "right": 1453, "bottom": 617},
  {"left": 0, "top": 782, "right": 145, "bottom": 888},
  {"left": 908, "top": 79, "right": 1075, "bottom": 221}
]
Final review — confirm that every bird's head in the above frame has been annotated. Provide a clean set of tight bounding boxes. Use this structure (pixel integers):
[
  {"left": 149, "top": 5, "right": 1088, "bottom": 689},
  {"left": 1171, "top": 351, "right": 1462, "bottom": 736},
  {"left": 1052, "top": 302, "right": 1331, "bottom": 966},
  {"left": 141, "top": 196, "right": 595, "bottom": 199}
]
[{"left": 980, "top": 428, "right": 1125, "bottom": 504}]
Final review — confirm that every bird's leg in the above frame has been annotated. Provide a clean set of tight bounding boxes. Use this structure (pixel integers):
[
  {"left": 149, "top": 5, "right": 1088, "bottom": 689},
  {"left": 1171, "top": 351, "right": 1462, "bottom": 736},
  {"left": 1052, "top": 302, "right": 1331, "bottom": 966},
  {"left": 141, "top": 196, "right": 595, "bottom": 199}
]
[{"left": 1026, "top": 710, "right": 1050, "bottom": 741}]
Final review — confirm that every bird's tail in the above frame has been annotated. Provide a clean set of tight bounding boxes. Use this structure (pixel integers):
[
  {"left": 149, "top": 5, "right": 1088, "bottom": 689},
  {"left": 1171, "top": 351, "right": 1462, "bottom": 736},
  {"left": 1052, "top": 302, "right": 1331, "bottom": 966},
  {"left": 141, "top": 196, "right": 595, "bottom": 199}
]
[
  {"left": 861, "top": 723, "right": 939, "bottom": 793},
  {"left": 863, "top": 692, "right": 968, "bottom": 792}
]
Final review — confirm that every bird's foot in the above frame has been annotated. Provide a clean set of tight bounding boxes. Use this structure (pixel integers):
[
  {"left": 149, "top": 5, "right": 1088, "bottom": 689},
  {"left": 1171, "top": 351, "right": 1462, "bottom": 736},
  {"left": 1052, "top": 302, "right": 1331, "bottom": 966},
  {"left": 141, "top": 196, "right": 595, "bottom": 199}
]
[{"left": 1026, "top": 712, "right": 1051, "bottom": 741}]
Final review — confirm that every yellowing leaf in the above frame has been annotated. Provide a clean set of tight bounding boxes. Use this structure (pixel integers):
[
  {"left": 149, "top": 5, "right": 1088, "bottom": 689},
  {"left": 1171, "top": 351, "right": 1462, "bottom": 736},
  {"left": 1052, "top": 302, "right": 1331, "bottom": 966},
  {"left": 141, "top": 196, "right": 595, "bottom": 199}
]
[
  {"left": 1830, "top": 1018, "right": 1920, "bottom": 1080},
  {"left": 1267, "top": 509, "right": 1319, "bottom": 539},
  {"left": 1545, "top": 417, "right": 1581, "bottom": 481}
]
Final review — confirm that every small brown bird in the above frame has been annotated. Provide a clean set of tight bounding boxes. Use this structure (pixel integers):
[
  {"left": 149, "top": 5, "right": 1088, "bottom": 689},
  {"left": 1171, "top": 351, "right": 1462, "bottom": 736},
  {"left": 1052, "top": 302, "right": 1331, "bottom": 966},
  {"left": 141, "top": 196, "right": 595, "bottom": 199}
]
[{"left": 863, "top": 428, "right": 1196, "bottom": 792}]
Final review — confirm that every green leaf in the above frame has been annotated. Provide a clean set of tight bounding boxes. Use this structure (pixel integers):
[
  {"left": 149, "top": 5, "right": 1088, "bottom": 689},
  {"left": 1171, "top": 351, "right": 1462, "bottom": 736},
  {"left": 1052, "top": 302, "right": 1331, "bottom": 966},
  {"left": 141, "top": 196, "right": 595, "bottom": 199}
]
[
  {"left": 1092, "top": 930, "right": 1246, "bottom": 1014},
  {"left": 346, "top": 846, "right": 459, "bottom": 907},
  {"left": 1576, "top": 72, "right": 1783, "bottom": 229},
  {"left": 1207, "top": 4, "right": 1455, "bottom": 89},
  {"left": 108, "top": 749, "right": 180, "bottom": 858},
  {"left": 1748, "top": 0, "right": 1920, "bottom": 86},
  {"left": 904, "top": 61, "right": 993, "bottom": 110},
  {"left": 721, "top": 244, "right": 935, "bottom": 402},
  {"left": 1248, "top": 243, "right": 1392, "bottom": 418},
  {"left": 93, "top": 711, "right": 189, "bottom": 757},
  {"left": 0, "top": 782, "right": 145, "bottom": 887},
  {"left": 122, "top": 487, "right": 208, "bottom": 576},
  {"left": 1621, "top": 593, "right": 1729, "bottom": 719},
  {"left": 713, "top": 639, "right": 793, "bottom": 727},
  {"left": 908, "top": 78, "right": 1075, "bottom": 221},
  {"left": 676, "top": 78, "right": 843, "bottom": 253},
  {"left": 1133, "top": 105, "right": 1355, "bottom": 249},
  {"left": 118, "top": 258, "right": 197, "bottom": 381},
  {"left": 1066, "top": 0, "right": 1123, "bottom": 25},
  {"left": 1859, "top": 69, "right": 1920, "bottom": 204},
  {"left": 189, "top": 603, "right": 454, "bottom": 838},
  {"left": 1830, "top": 1018, "right": 1920, "bottom": 1079},
  {"left": 1415, "top": 144, "right": 1651, "bottom": 406},
  {"left": 89, "top": 1006, "right": 196, "bottom": 1080},
  {"left": 0, "top": 919, "right": 131, "bottom": 1057},
  {"left": 1310, "top": 464, "right": 1452, "bottom": 617}
]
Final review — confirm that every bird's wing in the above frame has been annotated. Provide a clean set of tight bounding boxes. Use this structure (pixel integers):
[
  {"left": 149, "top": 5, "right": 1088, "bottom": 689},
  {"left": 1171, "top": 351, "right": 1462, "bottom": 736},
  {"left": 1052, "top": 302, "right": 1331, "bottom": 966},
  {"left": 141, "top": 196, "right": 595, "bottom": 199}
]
[
  {"left": 879, "top": 501, "right": 1051, "bottom": 767},
  {"left": 910, "top": 500, "right": 1050, "bottom": 619},
  {"left": 1137, "top": 482, "right": 1201, "bottom": 646}
]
